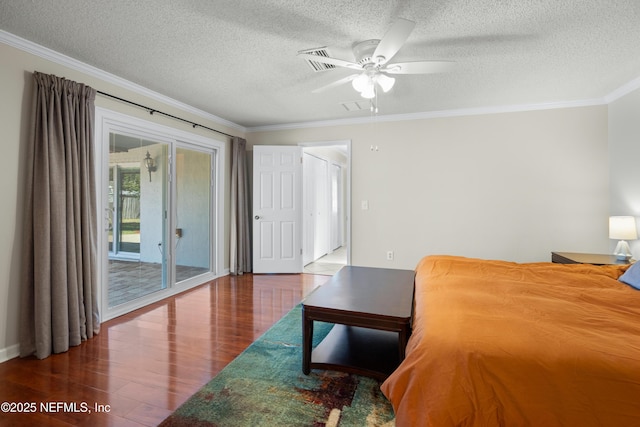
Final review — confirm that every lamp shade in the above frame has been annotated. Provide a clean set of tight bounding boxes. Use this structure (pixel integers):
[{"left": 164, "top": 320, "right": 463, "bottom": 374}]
[{"left": 609, "top": 216, "right": 638, "bottom": 240}]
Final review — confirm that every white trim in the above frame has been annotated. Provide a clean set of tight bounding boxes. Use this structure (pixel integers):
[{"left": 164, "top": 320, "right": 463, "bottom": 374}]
[
  {"left": 0, "top": 344, "right": 20, "bottom": 363},
  {"left": 603, "top": 75, "right": 640, "bottom": 104},
  {"left": 0, "top": 29, "right": 245, "bottom": 133},
  {"left": 247, "top": 97, "right": 608, "bottom": 132}
]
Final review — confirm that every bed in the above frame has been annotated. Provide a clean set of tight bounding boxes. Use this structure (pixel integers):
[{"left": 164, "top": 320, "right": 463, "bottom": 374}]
[{"left": 381, "top": 255, "right": 640, "bottom": 427}]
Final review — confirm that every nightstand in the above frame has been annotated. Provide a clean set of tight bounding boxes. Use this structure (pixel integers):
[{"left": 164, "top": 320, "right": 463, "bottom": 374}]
[{"left": 551, "top": 251, "right": 632, "bottom": 265}]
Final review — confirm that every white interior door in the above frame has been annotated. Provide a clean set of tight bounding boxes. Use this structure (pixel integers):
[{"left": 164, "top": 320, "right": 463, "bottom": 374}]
[{"left": 253, "top": 146, "right": 303, "bottom": 273}]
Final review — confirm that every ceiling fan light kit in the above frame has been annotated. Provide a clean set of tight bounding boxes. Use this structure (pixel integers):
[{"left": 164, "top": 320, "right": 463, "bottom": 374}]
[
  {"left": 376, "top": 74, "right": 395, "bottom": 92},
  {"left": 298, "top": 18, "right": 455, "bottom": 101},
  {"left": 351, "top": 72, "right": 395, "bottom": 99},
  {"left": 351, "top": 73, "right": 370, "bottom": 92}
]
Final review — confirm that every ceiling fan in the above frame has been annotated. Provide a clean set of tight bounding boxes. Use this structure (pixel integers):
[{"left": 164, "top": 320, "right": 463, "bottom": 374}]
[{"left": 298, "top": 18, "right": 455, "bottom": 99}]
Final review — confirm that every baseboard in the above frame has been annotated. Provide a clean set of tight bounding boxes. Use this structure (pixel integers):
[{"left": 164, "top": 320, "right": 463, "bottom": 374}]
[{"left": 0, "top": 343, "right": 20, "bottom": 363}]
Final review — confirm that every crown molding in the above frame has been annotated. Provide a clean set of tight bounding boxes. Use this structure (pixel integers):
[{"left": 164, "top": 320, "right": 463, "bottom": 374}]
[
  {"left": 603, "top": 74, "right": 640, "bottom": 104},
  {"left": 0, "top": 30, "right": 246, "bottom": 133},
  {"left": 246, "top": 74, "right": 640, "bottom": 132},
  {"left": 246, "top": 97, "right": 608, "bottom": 132}
]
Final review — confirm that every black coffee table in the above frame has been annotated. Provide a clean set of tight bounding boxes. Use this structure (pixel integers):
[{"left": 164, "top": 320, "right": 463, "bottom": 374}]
[{"left": 302, "top": 266, "right": 415, "bottom": 380}]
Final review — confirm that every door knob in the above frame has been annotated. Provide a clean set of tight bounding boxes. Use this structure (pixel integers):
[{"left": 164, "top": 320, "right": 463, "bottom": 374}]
[{"left": 254, "top": 215, "right": 260, "bottom": 220}]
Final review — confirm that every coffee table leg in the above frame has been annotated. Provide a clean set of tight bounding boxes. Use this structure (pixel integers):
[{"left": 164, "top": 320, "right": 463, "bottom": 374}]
[
  {"left": 302, "top": 307, "right": 313, "bottom": 375},
  {"left": 398, "top": 326, "right": 409, "bottom": 361}
]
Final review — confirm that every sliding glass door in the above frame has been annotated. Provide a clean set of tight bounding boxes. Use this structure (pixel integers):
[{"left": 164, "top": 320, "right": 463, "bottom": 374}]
[
  {"left": 96, "top": 109, "right": 224, "bottom": 320},
  {"left": 107, "top": 134, "right": 169, "bottom": 308}
]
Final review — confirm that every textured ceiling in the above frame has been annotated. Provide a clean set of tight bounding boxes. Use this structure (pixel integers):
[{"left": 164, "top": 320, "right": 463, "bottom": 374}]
[{"left": 1, "top": 0, "right": 640, "bottom": 129}]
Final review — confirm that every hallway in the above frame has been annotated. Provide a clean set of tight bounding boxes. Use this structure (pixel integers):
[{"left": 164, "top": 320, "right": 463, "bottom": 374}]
[{"left": 303, "top": 246, "right": 347, "bottom": 276}]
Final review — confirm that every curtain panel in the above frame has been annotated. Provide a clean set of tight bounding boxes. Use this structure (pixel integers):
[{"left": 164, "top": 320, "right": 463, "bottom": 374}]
[
  {"left": 230, "top": 137, "right": 252, "bottom": 275},
  {"left": 20, "top": 72, "right": 100, "bottom": 359}
]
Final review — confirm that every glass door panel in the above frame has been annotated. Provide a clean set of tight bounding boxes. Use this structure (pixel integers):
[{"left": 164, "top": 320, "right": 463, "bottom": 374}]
[
  {"left": 107, "top": 132, "right": 168, "bottom": 308},
  {"left": 175, "top": 146, "right": 212, "bottom": 282}
]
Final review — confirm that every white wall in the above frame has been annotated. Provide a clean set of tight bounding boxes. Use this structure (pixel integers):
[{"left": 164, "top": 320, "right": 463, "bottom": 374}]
[
  {"left": 248, "top": 106, "right": 610, "bottom": 269},
  {"left": 138, "top": 144, "right": 165, "bottom": 263},
  {"left": 609, "top": 86, "right": 640, "bottom": 257}
]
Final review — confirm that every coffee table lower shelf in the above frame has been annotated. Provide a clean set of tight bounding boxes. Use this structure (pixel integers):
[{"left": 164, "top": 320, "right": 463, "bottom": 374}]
[{"left": 309, "top": 324, "right": 401, "bottom": 381}]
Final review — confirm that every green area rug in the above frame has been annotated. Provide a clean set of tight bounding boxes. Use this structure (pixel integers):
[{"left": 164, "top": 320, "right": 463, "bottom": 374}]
[{"left": 159, "top": 304, "right": 395, "bottom": 426}]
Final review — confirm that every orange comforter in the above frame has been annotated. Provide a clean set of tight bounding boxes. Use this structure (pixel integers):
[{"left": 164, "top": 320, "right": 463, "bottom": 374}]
[{"left": 381, "top": 256, "right": 640, "bottom": 427}]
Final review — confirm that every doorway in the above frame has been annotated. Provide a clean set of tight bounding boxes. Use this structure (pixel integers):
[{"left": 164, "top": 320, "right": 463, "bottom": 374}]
[{"left": 301, "top": 142, "right": 349, "bottom": 275}]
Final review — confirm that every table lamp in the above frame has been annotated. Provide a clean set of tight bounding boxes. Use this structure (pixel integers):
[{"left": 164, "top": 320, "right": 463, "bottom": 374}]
[{"left": 609, "top": 216, "right": 637, "bottom": 261}]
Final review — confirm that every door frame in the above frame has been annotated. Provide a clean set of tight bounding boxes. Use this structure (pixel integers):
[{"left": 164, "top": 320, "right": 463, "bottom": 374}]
[
  {"left": 299, "top": 140, "right": 351, "bottom": 266},
  {"left": 95, "top": 108, "right": 226, "bottom": 321}
]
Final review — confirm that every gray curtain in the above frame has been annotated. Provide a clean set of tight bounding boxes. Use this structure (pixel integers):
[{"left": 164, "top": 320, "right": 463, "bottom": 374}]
[
  {"left": 20, "top": 72, "right": 99, "bottom": 359},
  {"left": 230, "top": 137, "right": 252, "bottom": 275}
]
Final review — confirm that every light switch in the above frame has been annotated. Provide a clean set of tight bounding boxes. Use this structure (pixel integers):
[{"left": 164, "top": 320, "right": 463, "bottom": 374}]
[{"left": 361, "top": 200, "right": 369, "bottom": 210}]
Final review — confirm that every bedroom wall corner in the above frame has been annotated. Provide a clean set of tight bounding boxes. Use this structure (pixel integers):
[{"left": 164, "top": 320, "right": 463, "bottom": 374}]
[
  {"left": 0, "top": 42, "right": 31, "bottom": 361},
  {"left": 609, "top": 86, "right": 640, "bottom": 259}
]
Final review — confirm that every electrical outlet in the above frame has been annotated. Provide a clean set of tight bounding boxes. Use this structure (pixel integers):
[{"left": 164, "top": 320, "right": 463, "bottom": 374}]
[{"left": 386, "top": 251, "right": 394, "bottom": 261}]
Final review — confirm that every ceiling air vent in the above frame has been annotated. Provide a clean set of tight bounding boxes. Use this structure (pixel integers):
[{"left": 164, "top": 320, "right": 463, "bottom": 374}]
[
  {"left": 299, "top": 47, "right": 336, "bottom": 72},
  {"left": 341, "top": 101, "right": 369, "bottom": 112}
]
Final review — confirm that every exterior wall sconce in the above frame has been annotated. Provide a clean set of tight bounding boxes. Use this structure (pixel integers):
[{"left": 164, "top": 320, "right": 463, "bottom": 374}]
[{"left": 143, "top": 151, "right": 157, "bottom": 182}]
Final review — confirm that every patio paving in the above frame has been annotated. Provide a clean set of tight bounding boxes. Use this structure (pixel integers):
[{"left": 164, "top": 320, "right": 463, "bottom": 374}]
[{"left": 108, "top": 260, "right": 208, "bottom": 307}]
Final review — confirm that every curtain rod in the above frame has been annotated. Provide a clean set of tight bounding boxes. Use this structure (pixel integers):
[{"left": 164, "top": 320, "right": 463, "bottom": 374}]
[{"left": 96, "top": 90, "right": 235, "bottom": 139}]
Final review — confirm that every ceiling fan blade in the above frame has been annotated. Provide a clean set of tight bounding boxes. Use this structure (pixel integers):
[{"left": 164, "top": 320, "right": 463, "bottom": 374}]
[
  {"left": 297, "top": 53, "right": 362, "bottom": 70},
  {"left": 372, "top": 18, "right": 416, "bottom": 65},
  {"left": 312, "top": 74, "right": 360, "bottom": 93},
  {"left": 383, "top": 60, "right": 455, "bottom": 74}
]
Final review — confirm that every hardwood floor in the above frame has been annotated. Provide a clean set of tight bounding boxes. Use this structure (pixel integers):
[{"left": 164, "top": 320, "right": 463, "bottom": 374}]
[{"left": 0, "top": 273, "right": 328, "bottom": 426}]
